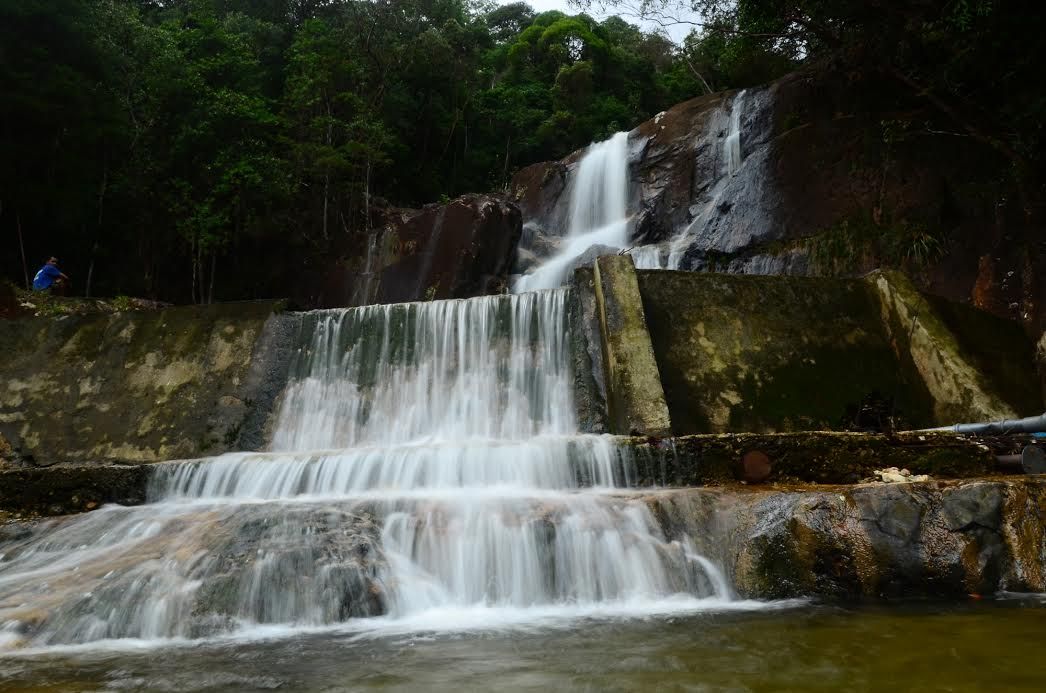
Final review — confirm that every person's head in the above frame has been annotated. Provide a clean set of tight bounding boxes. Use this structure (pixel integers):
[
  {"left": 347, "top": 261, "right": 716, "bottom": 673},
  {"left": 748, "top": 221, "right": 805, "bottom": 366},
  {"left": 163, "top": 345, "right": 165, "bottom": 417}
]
[{"left": 47, "top": 257, "right": 58, "bottom": 266}]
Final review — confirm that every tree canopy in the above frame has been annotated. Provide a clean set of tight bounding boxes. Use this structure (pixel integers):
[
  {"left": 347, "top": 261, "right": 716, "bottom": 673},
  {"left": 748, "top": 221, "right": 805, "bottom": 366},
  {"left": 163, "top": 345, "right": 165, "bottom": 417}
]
[{"left": 1, "top": 0, "right": 706, "bottom": 302}]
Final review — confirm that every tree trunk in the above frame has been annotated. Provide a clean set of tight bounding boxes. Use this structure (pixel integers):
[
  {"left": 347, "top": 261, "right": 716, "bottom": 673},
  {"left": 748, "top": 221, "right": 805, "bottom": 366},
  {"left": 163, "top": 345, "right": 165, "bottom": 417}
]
[
  {"left": 208, "top": 251, "right": 216, "bottom": 305},
  {"left": 364, "top": 155, "right": 372, "bottom": 231},
  {"left": 87, "top": 167, "right": 107, "bottom": 299},
  {"left": 323, "top": 98, "right": 332, "bottom": 241},
  {"left": 501, "top": 135, "right": 512, "bottom": 188},
  {"left": 190, "top": 233, "right": 198, "bottom": 304},
  {"left": 16, "top": 213, "right": 29, "bottom": 290}
]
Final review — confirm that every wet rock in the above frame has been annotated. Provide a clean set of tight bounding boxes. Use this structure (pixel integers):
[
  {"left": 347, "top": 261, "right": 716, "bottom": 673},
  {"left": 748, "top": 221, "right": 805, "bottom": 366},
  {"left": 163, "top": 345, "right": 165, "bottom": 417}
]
[
  {"left": 0, "top": 465, "right": 150, "bottom": 516},
  {"left": 651, "top": 476, "right": 1046, "bottom": 600},
  {"left": 510, "top": 72, "right": 1045, "bottom": 330},
  {"left": 568, "top": 268, "right": 609, "bottom": 433},
  {"left": 313, "top": 194, "right": 521, "bottom": 308},
  {"left": 190, "top": 508, "right": 388, "bottom": 627}
]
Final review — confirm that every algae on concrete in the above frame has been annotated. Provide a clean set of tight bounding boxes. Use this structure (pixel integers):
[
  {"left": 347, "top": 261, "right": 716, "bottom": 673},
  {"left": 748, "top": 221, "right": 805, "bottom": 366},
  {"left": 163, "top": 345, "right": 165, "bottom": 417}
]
[
  {"left": 636, "top": 270, "right": 938, "bottom": 434},
  {"left": 870, "top": 270, "right": 1025, "bottom": 423},
  {"left": 0, "top": 301, "right": 287, "bottom": 466},
  {"left": 592, "top": 255, "right": 672, "bottom": 436},
  {"left": 568, "top": 267, "right": 609, "bottom": 433}
]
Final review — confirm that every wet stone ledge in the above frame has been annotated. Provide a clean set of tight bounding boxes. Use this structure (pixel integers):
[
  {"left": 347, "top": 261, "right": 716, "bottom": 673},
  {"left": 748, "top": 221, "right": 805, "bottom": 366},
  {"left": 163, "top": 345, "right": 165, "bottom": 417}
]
[
  {"left": 625, "top": 431, "right": 1001, "bottom": 486},
  {"left": 0, "top": 465, "right": 150, "bottom": 519}
]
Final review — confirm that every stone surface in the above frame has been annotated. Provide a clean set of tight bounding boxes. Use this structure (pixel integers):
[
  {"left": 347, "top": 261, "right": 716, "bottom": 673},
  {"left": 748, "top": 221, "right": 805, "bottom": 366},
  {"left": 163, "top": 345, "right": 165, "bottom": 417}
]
[
  {"left": 627, "top": 431, "right": 995, "bottom": 487},
  {"left": 311, "top": 194, "right": 521, "bottom": 308},
  {"left": 509, "top": 71, "right": 1045, "bottom": 332},
  {"left": 568, "top": 267, "right": 609, "bottom": 433},
  {"left": 871, "top": 270, "right": 1030, "bottom": 423},
  {"left": 650, "top": 476, "right": 1046, "bottom": 600},
  {"left": 0, "top": 465, "right": 150, "bottom": 516},
  {"left": 0, "top": 301, "right": 289, "bottom": 465},
  {"left": 592, "top": 255, "right": 672, "bottom": 436},
  {"left": 632, "top": 269, "right": 1041, "bottom": 434},
  {"left": 636, "top": 271, "right": 936, "bottom": 434}
]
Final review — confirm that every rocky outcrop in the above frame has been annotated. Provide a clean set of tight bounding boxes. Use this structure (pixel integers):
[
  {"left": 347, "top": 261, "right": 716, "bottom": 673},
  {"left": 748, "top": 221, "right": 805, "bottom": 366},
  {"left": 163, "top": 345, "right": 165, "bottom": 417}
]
[
  {"left": 0, "top": 301, "right": 293, "bottom": 466},
  {"left": 510, "top": 72, "right": 1045, "bottom": 331},
  {"left": 310, "top": 194, "right": 522, "bottom": 308},
  {"left": 652, "top": 476, "right": 1046, "bottom": 599}
]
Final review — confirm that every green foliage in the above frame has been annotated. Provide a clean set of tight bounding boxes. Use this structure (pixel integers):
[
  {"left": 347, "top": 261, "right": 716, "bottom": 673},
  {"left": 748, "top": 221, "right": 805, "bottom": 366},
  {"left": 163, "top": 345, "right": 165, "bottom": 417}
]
[
  {"left": 805, "top": 214, "right": 946, "bottom": 276},
  {"left": 1, "top": 0, "right": 708, "bottom": 303}
]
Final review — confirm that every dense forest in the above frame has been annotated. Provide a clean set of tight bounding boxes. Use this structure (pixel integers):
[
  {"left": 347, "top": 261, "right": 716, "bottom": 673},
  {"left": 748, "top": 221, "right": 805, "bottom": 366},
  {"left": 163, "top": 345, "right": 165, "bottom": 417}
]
[
  {"left": 2, "top": 0, "right": 1042, "bottom": 304},
  {"left": 1, "top": 0, "right": 726, "bottom": 302}
]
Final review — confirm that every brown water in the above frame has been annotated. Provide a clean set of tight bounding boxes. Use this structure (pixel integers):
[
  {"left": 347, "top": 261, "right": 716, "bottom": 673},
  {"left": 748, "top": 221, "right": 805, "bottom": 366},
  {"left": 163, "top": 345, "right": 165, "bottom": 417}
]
[{"left": 1, "top": 597, "right": 1043, "bottom": 692}]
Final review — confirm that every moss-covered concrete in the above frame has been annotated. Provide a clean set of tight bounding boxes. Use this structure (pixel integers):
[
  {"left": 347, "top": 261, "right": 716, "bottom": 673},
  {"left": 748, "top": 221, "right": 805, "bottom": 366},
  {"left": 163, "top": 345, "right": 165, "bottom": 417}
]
[
  {"left": 568, "top": 267, "right": 609, "bottom": 433},
  {"left": 871, "top": 270, "right": 1025, "bottom": 423},
  {"left": 592, "top": 255, "right": 672, "bottom": 436},
  {"left": 637, "top": 270, "right": 938, "bottom": 434},
  {"left": 631, "top": 270, "right": 1041, "bottom": 435},
  {"left": 0, "top": 301, "right": 288, "bottom": 465},
  {"left": 625, "top": 431, "right": 996, "bottom": 487}
]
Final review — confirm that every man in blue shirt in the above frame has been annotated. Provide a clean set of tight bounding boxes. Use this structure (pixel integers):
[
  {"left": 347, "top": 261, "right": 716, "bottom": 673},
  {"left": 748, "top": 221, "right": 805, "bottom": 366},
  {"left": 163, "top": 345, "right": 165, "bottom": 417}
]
[{"left": 32, "top": 257, "right": 70, "bottom": 292}]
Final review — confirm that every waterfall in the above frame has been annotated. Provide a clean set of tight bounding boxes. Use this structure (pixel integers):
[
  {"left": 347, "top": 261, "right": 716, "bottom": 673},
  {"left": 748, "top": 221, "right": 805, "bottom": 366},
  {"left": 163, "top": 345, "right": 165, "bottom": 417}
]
[
  {"left": 0, "top": 291, "right": 732, "bottom": 648},
  {"left": 631, "top": 89, "right": 748, "bottom": 270},
  {"left": 725, "top": 90, "right": 746, "bottom": 176},
  {"left": 514, "top": 132, "right": 631, "bottom": 292}
]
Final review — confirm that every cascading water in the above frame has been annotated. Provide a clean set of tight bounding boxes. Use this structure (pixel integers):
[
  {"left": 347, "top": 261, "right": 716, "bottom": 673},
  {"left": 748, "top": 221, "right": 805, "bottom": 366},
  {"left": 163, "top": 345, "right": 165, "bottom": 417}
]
[
  {"left": 724, "top": 89, "right": 746, "bottom": 176},
  {"left": 631, "top": 89, "right": 749, "bottom": 270},
  {"left": 514, "top": 132, "right": 631, "bottom": 292},
  {"left": 0, "top": 290, "right": 734, "bottom": 649}
]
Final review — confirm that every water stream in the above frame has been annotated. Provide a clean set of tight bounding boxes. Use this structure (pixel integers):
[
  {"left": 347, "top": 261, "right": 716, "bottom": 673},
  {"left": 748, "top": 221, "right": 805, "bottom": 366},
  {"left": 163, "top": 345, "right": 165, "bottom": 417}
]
[
  {"left": 0, "top": 290, "right": 735, "bottom": 651},
  {"left": 514, "top": 133, "right": 632, "bottom": 292},
  {"left": 633, "top": 89, "right": 749, "bottom": 271}
]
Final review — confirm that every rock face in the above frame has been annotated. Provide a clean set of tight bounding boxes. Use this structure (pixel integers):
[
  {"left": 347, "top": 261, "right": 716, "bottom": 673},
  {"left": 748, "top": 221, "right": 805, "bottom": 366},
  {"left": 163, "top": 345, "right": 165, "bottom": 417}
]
[
  {"left": 510, "top": 72, "right": 1045, "bottom": 331},
  {"left": 652, "top": 476, "right": 1046, "bottom": 600},
  {"left": 0, "top": 301, "right": 293, "bottom": 466},
  {"left": 307, "top": 194, "right": 522, "bottom": 308}
]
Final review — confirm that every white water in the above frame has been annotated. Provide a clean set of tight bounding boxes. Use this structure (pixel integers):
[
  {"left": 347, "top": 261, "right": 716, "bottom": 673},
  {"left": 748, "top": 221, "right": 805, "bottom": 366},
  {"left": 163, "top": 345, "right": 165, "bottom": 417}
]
[
  {"left": 0, "top": 291, "right": 737, "bottom": 650},
  {"left": 631, "top": 89, "right": 749, "bottom": 270},
  {"left": 514, "top": 132, "right": 631, "bottom": 291}
]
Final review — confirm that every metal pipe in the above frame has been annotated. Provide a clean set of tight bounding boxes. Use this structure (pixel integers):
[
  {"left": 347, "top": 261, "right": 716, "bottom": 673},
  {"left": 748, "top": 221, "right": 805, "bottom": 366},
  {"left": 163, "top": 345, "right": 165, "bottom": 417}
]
[
  {"left": 995, "top": 446, "right": 1046, "bottom": 474},
  {"left": 921, "top": 412, "right": 1046, "bottom": 436}
]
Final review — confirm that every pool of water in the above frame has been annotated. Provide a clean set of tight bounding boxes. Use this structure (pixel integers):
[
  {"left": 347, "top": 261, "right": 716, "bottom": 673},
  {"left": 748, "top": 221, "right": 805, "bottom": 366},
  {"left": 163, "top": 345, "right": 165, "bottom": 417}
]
[{"left": 2, "top": 596, "right": 1043, "bottom": 692}]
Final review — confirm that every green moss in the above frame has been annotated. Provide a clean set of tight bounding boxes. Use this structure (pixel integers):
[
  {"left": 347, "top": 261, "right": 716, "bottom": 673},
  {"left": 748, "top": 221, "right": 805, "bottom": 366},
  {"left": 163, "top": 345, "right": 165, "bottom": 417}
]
[
  {"left": 925, "top": 295, "right": 1042, "bottom": 415},
  {"left": 627, "top": 431, "right": 992, "bottom": 487},
  {"left": 0, "top": 301, "right": 283, "bottom": 464},
  {"left": 637, "top": 271, "right": 936, "bottom": 435}
]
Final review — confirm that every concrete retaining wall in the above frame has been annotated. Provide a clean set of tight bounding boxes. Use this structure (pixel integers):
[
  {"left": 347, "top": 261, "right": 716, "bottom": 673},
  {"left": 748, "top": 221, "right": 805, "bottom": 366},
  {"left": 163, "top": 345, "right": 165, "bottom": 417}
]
[{"left": 0, "top": 301, "right": 294, "bottom": 466}]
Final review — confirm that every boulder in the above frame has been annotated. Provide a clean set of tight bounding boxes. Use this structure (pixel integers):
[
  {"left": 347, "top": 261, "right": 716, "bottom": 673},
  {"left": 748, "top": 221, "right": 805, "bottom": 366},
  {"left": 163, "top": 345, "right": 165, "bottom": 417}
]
[
  {"left": 312, "top": 194, "right": 522, "bottom": 308},
  {"left": 651, "top": 476, "right": 1046, "bottom": 600}
]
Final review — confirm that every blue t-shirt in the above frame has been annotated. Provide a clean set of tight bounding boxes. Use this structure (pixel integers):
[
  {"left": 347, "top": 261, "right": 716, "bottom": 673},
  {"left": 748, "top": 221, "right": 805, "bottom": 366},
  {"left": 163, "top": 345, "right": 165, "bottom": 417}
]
[{"left": 32, "top": 264, "right": 61, "bottom": 290}]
